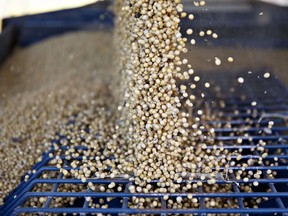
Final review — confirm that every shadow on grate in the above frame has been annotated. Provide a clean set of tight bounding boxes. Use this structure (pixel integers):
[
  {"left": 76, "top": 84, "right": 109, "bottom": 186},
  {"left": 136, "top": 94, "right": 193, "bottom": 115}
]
[{"left": 1, "top": 71, "right": 288, "bottom": 216}]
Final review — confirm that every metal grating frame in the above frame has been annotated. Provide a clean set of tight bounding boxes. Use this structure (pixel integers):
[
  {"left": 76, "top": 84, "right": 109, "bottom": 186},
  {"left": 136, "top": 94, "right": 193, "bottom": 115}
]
[{"left": 1, "top": 71, "right": 288, "bottom": 215}]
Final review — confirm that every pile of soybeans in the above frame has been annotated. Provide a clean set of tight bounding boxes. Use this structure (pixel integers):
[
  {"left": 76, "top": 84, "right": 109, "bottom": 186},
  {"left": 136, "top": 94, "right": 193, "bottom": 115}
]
[{"left": 0, "top": 0, "right": 275, "bottom": 214}]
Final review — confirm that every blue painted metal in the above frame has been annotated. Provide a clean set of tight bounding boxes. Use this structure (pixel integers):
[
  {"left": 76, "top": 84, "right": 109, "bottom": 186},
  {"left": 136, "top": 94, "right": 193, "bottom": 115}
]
[
  {"left": 2, "top": 1, "right": 288, "bottom": 48},
  {"left": 2, "top": 2, "right": 114, "bottom": 47}
]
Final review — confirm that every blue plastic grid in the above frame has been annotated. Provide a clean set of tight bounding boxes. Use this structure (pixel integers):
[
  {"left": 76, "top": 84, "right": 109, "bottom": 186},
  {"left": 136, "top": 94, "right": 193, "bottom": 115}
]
[{"left": 0, "top": 71, "right": 288, "bottom": 215}]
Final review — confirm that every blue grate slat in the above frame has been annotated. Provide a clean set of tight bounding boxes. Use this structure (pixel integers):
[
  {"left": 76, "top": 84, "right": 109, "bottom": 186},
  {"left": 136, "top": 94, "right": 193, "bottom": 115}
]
[{"left": 11, "top": 207, "right": 288, "bottom": 214}]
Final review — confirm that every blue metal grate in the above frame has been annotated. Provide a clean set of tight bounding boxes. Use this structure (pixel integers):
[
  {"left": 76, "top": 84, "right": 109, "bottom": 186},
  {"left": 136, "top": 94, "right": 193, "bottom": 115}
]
[{"left": 1, "top": 71, "right": 288, "bottom": 215}]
